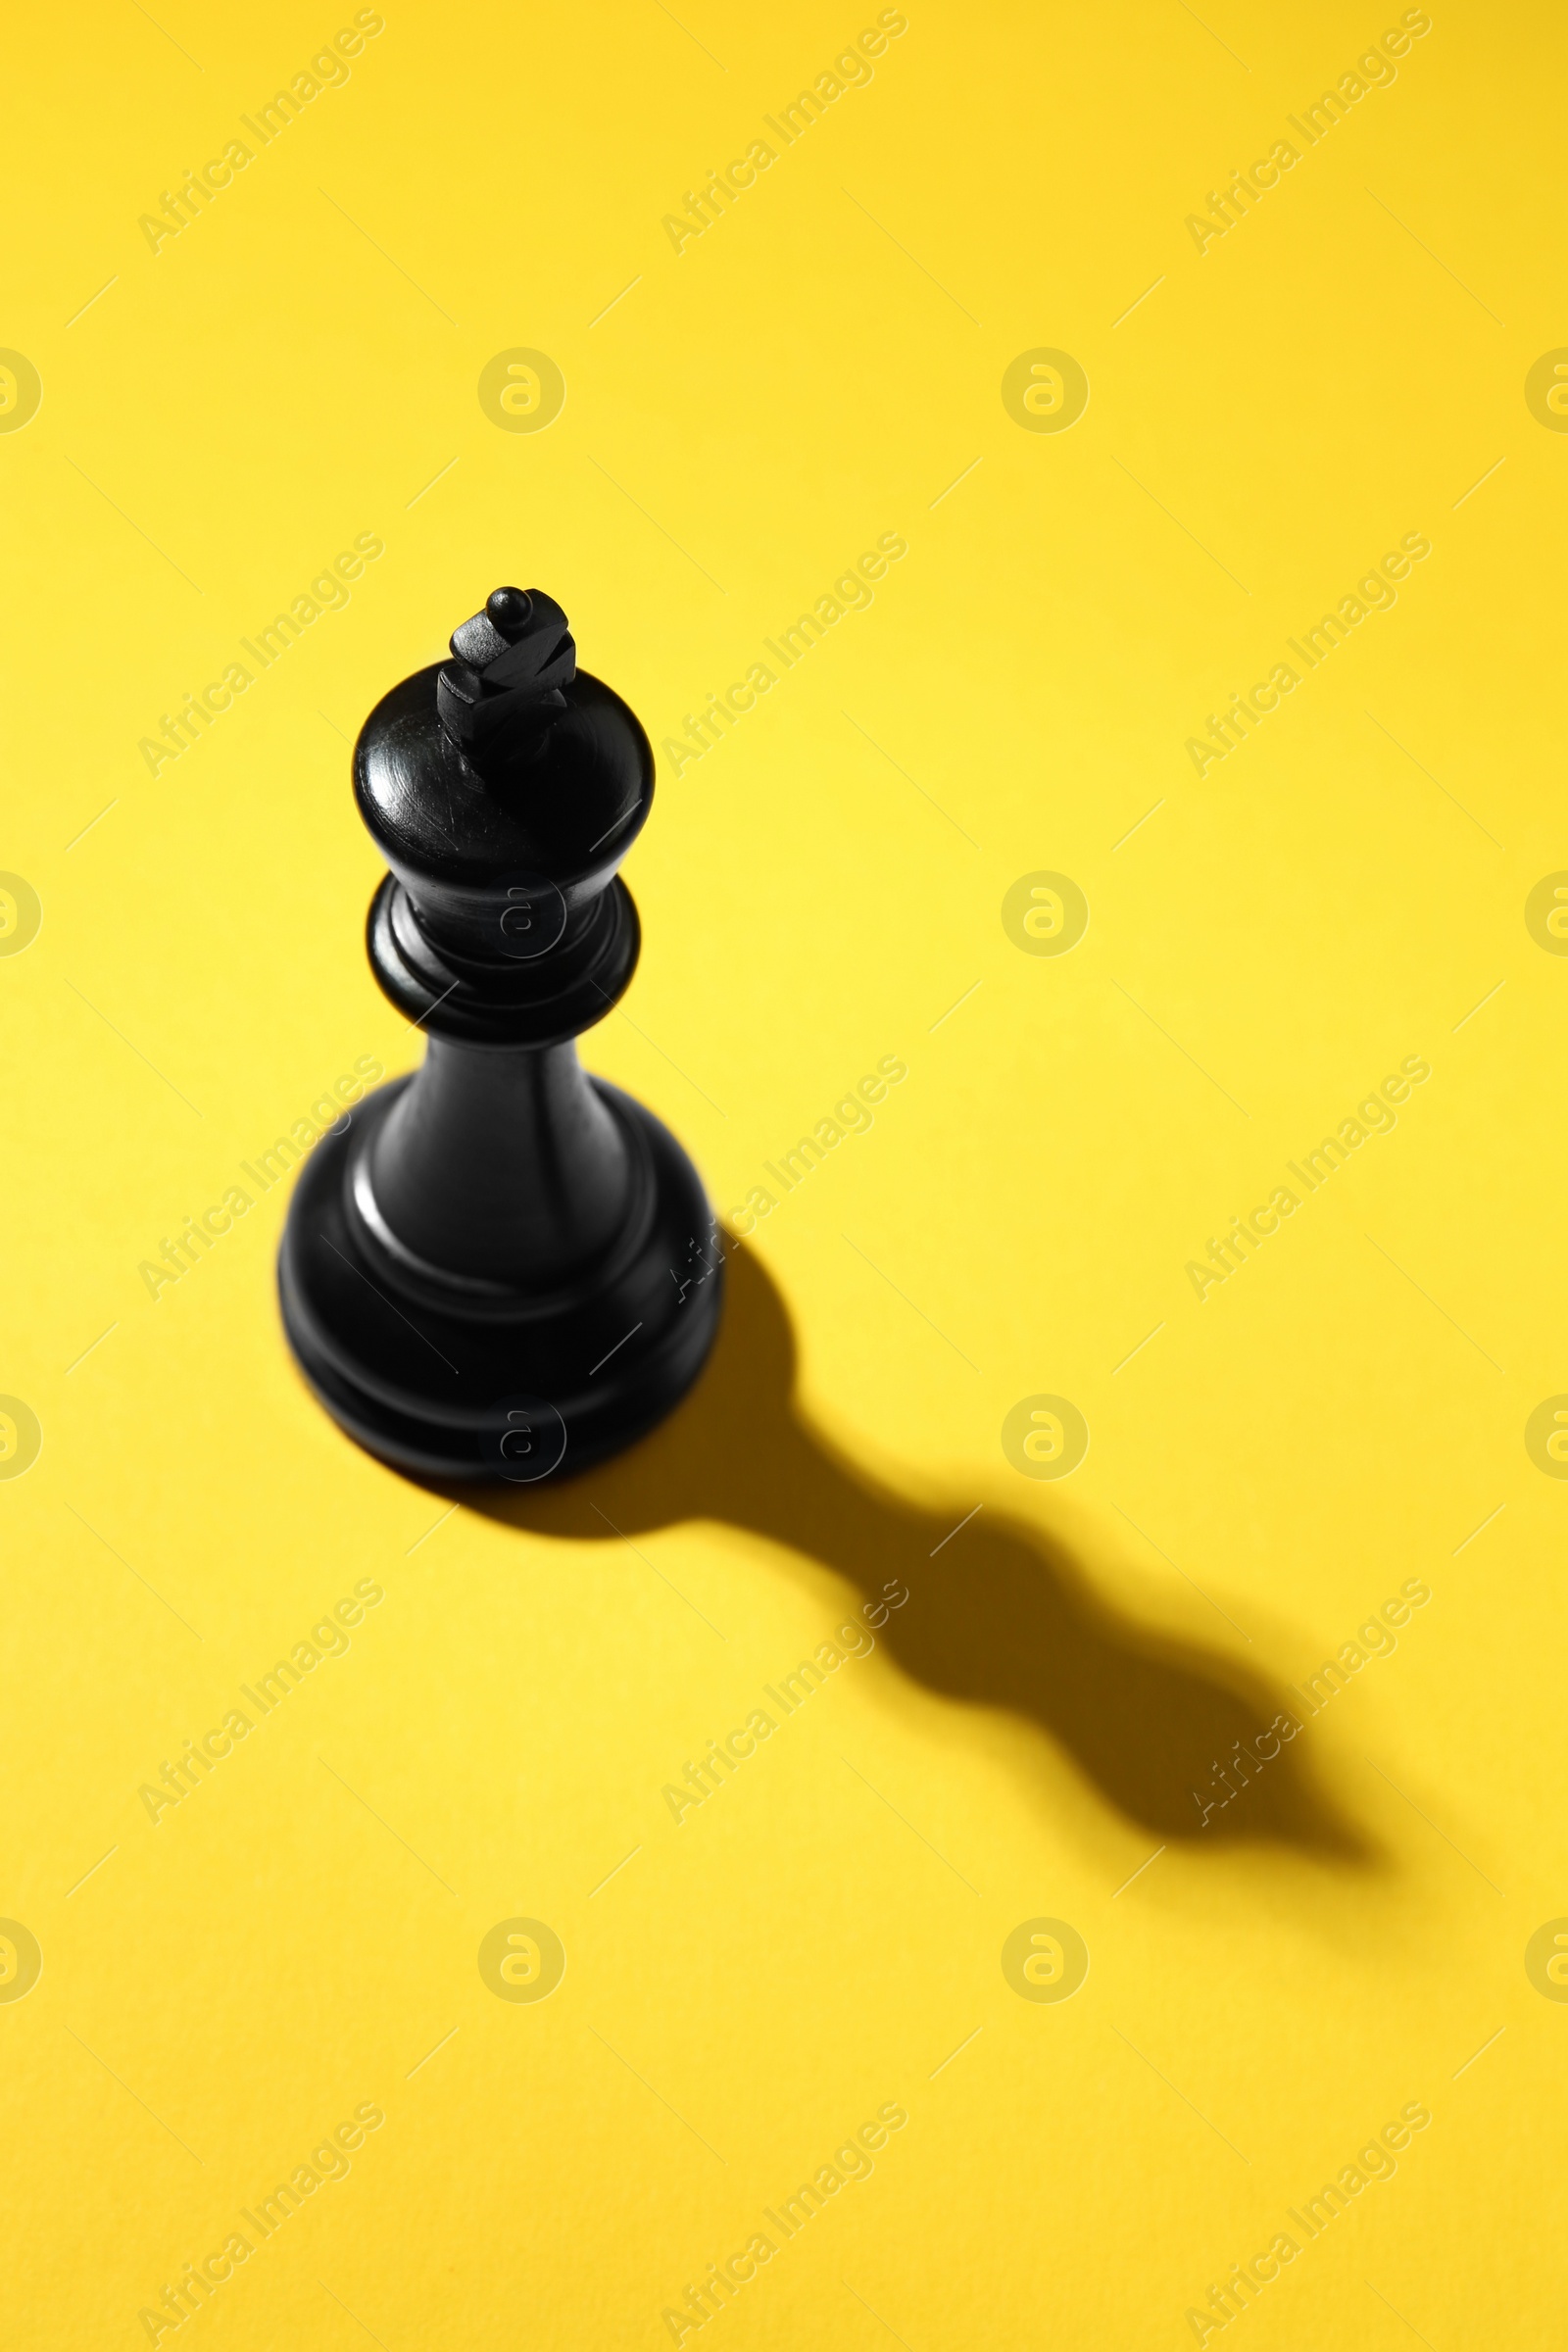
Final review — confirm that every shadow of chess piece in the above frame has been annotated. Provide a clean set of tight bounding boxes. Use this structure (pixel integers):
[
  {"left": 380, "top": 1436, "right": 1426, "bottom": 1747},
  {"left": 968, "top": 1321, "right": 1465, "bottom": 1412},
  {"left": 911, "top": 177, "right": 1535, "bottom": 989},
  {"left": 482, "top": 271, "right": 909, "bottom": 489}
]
[
  {"left": 467, "top": 1243, "right": 1372, "bottom": 1857},
  {"left": 278, "top": 586, "right": 722, "bottom": 1481}
]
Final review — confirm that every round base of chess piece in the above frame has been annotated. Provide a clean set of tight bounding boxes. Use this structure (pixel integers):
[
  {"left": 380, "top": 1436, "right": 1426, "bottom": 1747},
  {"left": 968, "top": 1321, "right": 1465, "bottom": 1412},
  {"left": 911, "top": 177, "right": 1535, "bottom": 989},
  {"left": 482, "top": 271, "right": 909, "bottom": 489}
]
[
  {"left": 279, "top": 1072, "right": 722, "bottom": 1483},
  {"left": 275, "top": 585, "right": 724, "bottom": 1485}
]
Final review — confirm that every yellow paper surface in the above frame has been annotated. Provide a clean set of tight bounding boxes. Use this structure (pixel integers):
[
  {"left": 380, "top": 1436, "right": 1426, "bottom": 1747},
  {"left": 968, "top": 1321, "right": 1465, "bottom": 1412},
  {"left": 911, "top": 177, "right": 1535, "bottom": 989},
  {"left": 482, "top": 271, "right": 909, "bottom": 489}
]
[{"left": 4, "top": 1, "right": 1564, "bottom": 2344}]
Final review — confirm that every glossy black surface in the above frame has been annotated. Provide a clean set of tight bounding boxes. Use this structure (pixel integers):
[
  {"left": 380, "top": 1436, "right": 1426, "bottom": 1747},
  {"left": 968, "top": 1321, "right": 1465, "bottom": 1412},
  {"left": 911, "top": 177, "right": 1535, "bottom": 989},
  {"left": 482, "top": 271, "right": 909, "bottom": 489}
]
[
  {"left": 278, "top": 591, "right": 721, "bottom": 1483},
  {"left": 365, "top": 872, "right": 642, "bottom": 1046},
  {"left": 279, "top": 1078, "right": 723, "bottom": 1482},
  {"left": 354, "top": 663, "right": 653, "bottom": 959}
]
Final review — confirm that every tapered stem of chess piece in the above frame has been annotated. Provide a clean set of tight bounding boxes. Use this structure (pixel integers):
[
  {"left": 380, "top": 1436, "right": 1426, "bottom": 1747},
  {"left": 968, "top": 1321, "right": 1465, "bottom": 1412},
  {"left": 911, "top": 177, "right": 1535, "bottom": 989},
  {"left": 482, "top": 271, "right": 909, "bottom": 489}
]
[{"left": 277, "top": 586, "right": 724, "bottom": 1482}]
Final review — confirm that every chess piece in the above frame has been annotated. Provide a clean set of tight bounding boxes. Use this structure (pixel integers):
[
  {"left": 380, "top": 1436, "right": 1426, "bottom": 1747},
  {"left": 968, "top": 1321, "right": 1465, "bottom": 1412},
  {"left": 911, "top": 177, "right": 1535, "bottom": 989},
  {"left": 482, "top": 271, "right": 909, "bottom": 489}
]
[{"left": 278, "top": 586, "right": 723, "bottom": 1482}]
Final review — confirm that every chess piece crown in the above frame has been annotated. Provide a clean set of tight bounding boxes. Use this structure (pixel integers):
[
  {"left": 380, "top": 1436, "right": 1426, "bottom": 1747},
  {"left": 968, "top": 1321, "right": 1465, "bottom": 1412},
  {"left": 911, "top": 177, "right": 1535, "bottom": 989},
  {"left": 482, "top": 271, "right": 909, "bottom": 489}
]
[{"left": 434, "top": 584, "right": 576, "bottom": 758}]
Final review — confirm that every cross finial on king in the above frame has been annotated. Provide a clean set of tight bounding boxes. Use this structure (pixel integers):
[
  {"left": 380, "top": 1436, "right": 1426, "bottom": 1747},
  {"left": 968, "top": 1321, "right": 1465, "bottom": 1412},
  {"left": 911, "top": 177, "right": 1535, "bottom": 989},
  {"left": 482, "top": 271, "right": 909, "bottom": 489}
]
[{"left": 435, "top": 585, "right": 577, "bottom": 760}]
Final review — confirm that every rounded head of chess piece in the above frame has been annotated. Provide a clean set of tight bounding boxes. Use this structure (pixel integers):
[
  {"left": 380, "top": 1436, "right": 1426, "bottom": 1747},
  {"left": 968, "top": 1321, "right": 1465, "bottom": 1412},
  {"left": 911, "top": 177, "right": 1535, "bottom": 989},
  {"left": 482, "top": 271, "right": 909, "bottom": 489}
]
[
  {"left": 355, "top": 586, "right": 653, "bottom": 1010},
  {"left": 277, "top": 585, "right": 723, "bottom": 1484}
]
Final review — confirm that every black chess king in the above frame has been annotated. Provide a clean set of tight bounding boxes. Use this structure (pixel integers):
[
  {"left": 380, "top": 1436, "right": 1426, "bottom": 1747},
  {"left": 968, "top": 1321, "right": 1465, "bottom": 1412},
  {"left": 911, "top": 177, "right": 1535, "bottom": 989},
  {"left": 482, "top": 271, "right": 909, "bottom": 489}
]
[{"left": 278, "top": 585, "right": 724, "bottom": 1482}]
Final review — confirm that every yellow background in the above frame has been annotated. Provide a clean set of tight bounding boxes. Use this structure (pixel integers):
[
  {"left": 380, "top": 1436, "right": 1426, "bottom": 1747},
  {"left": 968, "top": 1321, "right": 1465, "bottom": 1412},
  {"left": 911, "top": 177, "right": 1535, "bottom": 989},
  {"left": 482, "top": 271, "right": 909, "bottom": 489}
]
[{"left": 5, "top": 0, "right": 1565, "bottom": 2343}]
